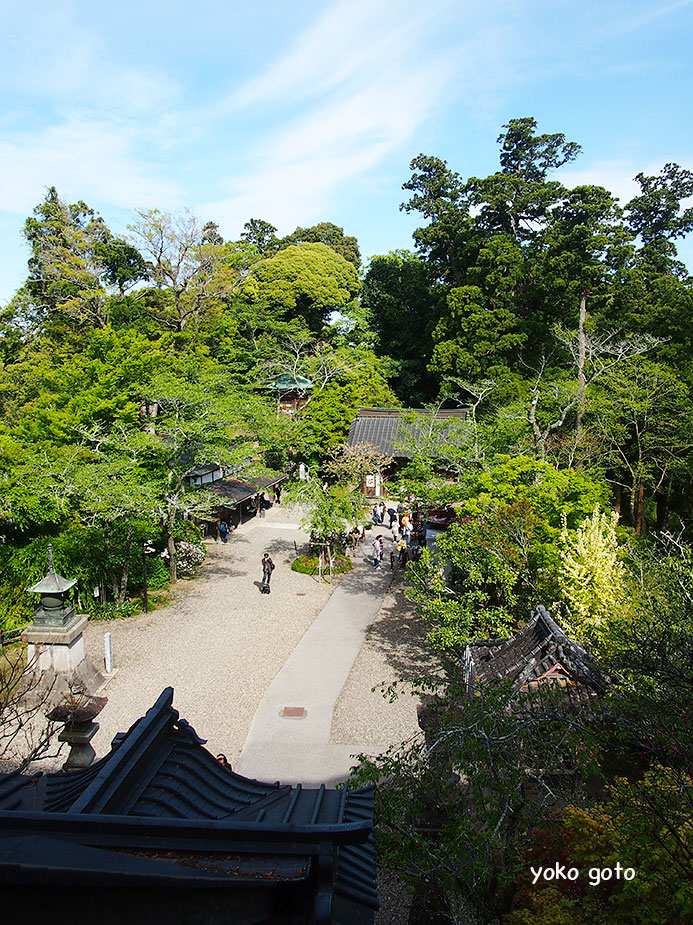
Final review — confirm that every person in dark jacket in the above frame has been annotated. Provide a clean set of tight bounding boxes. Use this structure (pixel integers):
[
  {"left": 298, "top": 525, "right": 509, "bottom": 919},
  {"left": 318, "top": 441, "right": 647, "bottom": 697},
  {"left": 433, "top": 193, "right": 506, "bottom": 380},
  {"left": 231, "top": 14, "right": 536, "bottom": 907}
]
[{"left": 261, "top": 553, "right": 275, "bottom": 593}]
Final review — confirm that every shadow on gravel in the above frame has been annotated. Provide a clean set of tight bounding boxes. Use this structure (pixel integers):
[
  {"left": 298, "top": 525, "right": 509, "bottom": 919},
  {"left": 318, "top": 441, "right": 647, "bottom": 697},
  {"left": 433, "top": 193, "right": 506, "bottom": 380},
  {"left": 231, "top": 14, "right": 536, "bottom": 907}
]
[
  {"left": 359, "top": 578, "right": 440, "bottom": 683},
  {"left": 203, "top": 561, "right": 250, "bottom": 580},
  {"left": 337, "top": 562, "right": 396, "bottom": 595},
  {"left": 258, "top": 537, "right": 305, "bottom": 560}
]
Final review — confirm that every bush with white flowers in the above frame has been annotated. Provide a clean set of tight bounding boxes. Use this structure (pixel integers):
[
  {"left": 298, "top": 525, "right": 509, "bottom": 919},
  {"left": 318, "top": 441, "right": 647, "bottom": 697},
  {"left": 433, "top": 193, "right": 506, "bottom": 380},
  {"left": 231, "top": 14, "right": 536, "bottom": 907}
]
[{"left": 175, "top": 541, "right": 206, "bottom": 576}]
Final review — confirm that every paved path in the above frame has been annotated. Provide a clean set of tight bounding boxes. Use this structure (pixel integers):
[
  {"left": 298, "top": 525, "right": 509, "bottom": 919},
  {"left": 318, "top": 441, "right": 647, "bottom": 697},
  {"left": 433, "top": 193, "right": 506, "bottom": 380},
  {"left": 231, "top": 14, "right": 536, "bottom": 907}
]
[
  {"left": 83, "top": 506, "right": 335, "bottom": 767},
  {"left": 235, "top": 556, "right": 394, "bottom": 785},
  {"left": 80, "top": 508, "right": 402, "bottom": 784}
]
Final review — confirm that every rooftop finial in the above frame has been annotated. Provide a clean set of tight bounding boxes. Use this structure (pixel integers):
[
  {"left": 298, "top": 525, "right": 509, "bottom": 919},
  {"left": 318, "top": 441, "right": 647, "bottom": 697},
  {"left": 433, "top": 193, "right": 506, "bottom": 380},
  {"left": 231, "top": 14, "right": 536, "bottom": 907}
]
[{"left": 47, "top": 543, "right": 56, "bottom": 573}]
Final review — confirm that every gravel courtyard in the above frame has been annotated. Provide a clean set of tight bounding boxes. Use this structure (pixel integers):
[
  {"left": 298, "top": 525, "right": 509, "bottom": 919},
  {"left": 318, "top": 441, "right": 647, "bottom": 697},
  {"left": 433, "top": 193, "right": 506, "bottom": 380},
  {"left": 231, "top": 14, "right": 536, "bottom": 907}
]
[{"left": 82, "top": 504, "right": 425, "bottom": 776}]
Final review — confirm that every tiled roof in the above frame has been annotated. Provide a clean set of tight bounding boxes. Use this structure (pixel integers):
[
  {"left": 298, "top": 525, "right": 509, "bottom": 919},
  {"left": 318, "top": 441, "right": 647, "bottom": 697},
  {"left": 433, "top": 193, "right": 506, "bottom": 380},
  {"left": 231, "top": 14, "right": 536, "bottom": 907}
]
[
  {"left": 347, "top": 407, "right": 468, "bottom": 459},
  {"left": 205, "top": 478, "right": 258, "bottom": 503},
  {"left": 0, "top": 688, "right": 378, "bottom": 917},
  {"left": 267, "top": 373, "right": 314, "bottom": 391},
  {"left": 463, "top": 606, "right": 609, "bottom": 697}
]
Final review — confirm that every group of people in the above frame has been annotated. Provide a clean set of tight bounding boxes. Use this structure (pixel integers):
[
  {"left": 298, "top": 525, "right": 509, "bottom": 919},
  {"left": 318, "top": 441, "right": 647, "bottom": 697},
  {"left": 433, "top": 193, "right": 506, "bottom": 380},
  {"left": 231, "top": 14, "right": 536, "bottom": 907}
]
[{"left": 371, "top": 499, "right": 427, "bottom": 570}]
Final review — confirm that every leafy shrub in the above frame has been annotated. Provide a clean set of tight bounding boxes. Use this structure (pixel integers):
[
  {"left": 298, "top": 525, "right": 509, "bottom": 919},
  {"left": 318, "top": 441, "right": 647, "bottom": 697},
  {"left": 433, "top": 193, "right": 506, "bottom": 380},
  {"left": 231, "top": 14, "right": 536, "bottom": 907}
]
[
  {"left": 88, "top": 600, "right": 141, "bottom": 621},
  {"left": 143, "top": 556, "right": 169, "bottom": 590},
  {"left": 173, "top": 520, "right": 203, "bottom": 543},
  {"left": 176, "top": 541, "right": 205, "bottom": 576},
  {"left": 291, "top": 554, "right": 352, "bottom": 575}
]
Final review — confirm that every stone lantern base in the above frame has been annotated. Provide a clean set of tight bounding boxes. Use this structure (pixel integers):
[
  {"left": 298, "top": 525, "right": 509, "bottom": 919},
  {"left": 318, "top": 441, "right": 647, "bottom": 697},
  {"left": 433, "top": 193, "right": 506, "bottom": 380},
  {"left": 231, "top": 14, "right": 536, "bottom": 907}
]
[
  {"left": 22, "top": 616, "right": 107, "bottom": 698},
  {"left": 23, "top": 616, "right": 88, "bottom": 674}
]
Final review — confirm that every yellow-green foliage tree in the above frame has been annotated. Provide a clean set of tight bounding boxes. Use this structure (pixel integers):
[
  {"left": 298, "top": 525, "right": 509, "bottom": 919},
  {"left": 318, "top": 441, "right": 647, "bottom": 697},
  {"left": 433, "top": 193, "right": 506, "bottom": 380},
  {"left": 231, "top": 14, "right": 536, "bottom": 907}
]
[{"left": 558, "top": 504, "right": 626, "bottom": 647}]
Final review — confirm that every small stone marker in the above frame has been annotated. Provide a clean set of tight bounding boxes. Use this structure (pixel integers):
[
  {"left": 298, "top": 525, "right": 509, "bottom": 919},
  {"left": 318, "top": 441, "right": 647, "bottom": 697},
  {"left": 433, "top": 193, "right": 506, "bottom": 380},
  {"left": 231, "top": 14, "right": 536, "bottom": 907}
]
[
  {"left": 104, "top": 632, "right": 113, "bottom": 673},
  {"left": 281, "top": 707, "right": 306, "bottom": 718}
]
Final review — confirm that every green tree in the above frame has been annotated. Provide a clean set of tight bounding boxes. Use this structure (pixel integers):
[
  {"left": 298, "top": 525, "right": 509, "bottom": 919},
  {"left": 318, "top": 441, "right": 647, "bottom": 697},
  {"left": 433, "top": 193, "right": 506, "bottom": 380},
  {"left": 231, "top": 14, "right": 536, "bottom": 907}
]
[
  {"left": 241, "top": 218, "right": 280, "bottom": 255},
  {"left": 406, "top": 455, "right": 608, "bottom": 648},
  {"left": 625, "top": 162, "right": 693, "bottom": 275},
  {"left": 468, "top": 116, "right": 581, "bottom": 243},
  {"left": 22, "top": 187, "right": 122, "bottom": 331},
  {"left": 401, "top": 153, "right": 473, "bottom": 287},
  {"left": 298, "top": 345, "right": 399, "bottom": 454},
  {"left": 286, "top": 476, "right": 362, "bottom": 566},
  {"left": 243, "top": 242, "right": 360, "bottom": 335},
  {"left": 0, "top": 326, "right": 170, "bottom": 443},
  {"left": 361, "top": 251, "right": 438, "bottom": 401},
  {"left": 142, "top": 361, "right": 277, "bottom": 581},
  {"left": 590, "top": 357, "right": 693, "bottom": 533},
  {"left": 280, "top": 221, "right": 361, "bottom": 268},
  {"left": 351, "top": 677, "right": 594, "bottom": 924}
]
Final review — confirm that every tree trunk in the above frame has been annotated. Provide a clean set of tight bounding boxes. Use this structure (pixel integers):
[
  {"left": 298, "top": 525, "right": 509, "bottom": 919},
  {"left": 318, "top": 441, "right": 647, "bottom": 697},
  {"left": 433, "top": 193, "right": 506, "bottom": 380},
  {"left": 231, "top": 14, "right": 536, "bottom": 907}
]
[
  {"left": 117, "top": 525, "right": 134, "bottom": 604},
  {"left": 635, "top": 482, "right": 646, "bottom": 535},
  {"left": 656, "top": 485, "right": 670, "bottom": 532},
  {"left": 168, "top": 504, "right": 178, "bottom": 583},
  {"left": 576, "top": 288, "right": 588, "bottom": 434}
]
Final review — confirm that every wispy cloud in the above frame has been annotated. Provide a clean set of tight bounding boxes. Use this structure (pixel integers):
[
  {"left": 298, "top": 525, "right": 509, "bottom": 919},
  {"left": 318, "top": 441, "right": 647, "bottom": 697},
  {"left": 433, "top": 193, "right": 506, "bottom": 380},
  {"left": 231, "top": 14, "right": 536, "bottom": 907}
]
[
  {"left": 626, "top": 0, "right": 693, "bottom": 29},
  {"left": 559, "top": 159, "right": 667, "bottom": 206},
  {"left": 200, "top": 0, "right": 525, "bottom": 234},
  {"left": 214, "top": 0, "right": 444, "bottom": 113},
  {"left": 0, "top": 115, "right": 182, "bottom": 215}
]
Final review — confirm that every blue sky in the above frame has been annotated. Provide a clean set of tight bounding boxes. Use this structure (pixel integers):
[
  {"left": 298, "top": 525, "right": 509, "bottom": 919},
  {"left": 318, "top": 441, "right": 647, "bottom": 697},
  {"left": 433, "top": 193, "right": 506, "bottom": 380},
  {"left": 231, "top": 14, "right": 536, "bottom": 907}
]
[{"left": 2, "top": 0, "right": 693, "bottom": 304}]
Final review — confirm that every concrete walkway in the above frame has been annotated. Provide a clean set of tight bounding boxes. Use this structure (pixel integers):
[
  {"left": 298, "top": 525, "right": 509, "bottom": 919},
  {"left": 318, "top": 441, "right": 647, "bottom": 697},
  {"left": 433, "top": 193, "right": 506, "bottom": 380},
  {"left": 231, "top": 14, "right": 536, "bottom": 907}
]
[{"left": 235, "top": 553, "right": 395, "bottom": 785}]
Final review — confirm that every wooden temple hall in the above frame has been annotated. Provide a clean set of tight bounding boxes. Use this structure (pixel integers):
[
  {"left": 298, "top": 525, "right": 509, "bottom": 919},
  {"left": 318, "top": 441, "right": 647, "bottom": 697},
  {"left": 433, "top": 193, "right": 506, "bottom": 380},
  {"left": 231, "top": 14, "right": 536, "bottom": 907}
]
[
  {"left": 346, "top": 407, "right": 468, "bottom": 497},
  {"left": 186, "top": 466, "right": 287, "bottom": 534},
  {"left": 0, "top": 689, "right": 379, "bottom": 924}
]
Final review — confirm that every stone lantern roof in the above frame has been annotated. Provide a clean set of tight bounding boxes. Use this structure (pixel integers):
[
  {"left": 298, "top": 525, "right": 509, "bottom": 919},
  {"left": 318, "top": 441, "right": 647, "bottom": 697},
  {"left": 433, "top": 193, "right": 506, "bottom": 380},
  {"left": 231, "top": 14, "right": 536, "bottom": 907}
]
[
  {"left": 27, "top": 569, "right": 77, "bottom": 594},
  {"left": 25, "top": 544, "right": 78, "bottom": 632},
  {"left": 26, "top": 546, "right": 77, "bottom": 595}
]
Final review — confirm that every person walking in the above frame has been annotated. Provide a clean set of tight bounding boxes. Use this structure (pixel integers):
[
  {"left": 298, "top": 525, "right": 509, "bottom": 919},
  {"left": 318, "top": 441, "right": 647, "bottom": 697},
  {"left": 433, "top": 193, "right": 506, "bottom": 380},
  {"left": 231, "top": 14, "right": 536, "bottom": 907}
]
[
  {"left": 387, "top": 506, "right": 397, "bottom": 528},
  {"left": 260, "top": 553, "right": 275, "bottom": 593},
  {"left": 404, "top": 521, "right": 414, "bottom": 547},
  {"left": 219, "top": 520, "right": 229, "bottom": 543},
  {"left": 372, "top": 503, "right": 381, "bottom": 525},
  {"left": 372, "top": 535, "right": 383, "bottom": 569}
]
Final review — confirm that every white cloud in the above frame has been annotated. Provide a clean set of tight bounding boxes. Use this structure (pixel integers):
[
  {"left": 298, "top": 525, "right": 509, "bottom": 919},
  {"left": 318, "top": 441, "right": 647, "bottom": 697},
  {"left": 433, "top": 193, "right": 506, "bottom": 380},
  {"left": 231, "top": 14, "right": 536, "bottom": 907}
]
[
  {"left": 216, "top": 0, "right": 443, "bottom": 112},
  {"left": 1, "top": 5, "right": 180, "bottom": 117},
  {"left": 622, "top": 0, "right": 693, "bottom": 30},
  {"left": 560, "top": 160, "right": 667, "bottom": 206},
  {"left": 199, "top": 0, "right": 522, "bottom": 236},
  {"left": 0, "top": 115, "right": 182, "bottom": 216}
]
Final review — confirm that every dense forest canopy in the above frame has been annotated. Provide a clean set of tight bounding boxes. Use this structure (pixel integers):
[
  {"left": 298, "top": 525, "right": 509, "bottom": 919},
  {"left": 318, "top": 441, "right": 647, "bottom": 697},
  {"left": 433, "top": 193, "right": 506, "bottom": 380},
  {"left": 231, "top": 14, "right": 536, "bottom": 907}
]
[
  {"left": 2, "top": 117, "right": 693, "bottom": 921},
  {"left": 1, "top": 114, "right": 692, "bottom": 609}
]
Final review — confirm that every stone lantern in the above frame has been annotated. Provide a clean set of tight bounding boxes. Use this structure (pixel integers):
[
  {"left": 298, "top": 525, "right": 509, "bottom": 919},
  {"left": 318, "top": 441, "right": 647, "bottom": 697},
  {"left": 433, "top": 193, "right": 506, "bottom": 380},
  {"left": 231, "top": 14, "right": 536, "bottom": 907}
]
[
  {"left": 26, "top": 545, "right": 78, "bottom": 629},
  {"left": 22, "top": 545, "right": 95, "bottom": 683},
  {"left": 46, "top": 693, "right": 108, "bottom": 770}
]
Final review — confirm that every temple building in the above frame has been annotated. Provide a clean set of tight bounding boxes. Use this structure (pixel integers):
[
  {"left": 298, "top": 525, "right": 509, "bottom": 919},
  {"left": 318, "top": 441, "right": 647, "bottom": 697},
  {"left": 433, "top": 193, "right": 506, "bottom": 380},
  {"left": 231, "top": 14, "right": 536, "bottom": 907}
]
[
  {"left": 346, "top": 406, "right": 468, "bottom": 497},
  {"left": 462, "top": 605, "right": 610, "bottom": 703},
  {"left": 0, "top": 688, "right": 378, "bottom": 924}
]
